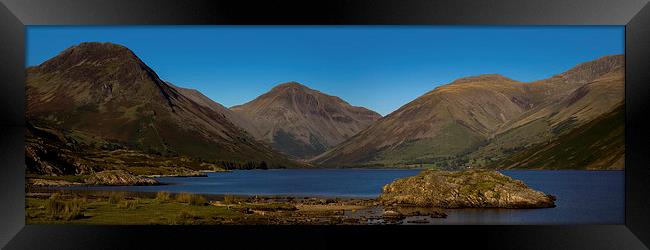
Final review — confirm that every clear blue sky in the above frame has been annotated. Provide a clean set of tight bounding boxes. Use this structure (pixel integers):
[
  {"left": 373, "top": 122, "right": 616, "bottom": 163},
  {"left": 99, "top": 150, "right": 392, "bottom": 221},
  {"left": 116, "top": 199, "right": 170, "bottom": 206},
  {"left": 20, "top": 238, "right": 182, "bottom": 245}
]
[{"left": 27, "top": 26, "right": 624, "bottom": 116}]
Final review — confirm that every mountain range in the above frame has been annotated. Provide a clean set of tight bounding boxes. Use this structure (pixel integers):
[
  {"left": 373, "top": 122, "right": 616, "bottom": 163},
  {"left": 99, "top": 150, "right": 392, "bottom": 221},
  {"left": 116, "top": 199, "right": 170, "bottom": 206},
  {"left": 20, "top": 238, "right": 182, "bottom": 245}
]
[
  {"left": 25, "top": 42, "right": 624, "bottom": 175},
  {"left": 26, "top": 42, "right": 298, "bottom": 175},
  {"left": 313, "top": 55, "right": 624, "bottom": 170}
]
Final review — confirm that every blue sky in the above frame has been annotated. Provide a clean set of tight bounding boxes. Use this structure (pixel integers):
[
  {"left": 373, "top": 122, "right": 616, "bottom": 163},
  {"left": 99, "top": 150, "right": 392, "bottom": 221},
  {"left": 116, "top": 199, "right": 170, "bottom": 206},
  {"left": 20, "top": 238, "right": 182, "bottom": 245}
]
[{"left": 27, "top": 26, "right": 624, "bottom": 116}]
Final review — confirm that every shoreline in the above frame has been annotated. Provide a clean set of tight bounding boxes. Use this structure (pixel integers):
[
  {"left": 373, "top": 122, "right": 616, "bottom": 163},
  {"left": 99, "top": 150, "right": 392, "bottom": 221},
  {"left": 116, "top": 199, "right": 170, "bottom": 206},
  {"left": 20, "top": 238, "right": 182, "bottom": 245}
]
[
  {"left": 26, "top": 168, "right": 623, "bottom": 189},
  {"left": 25, "top": 187, "right": 570, "bottom": 225},
  {"left": 25, "top": 169, "right": 625, "bottom": 225},
  {"left": 185, "top": 167, "right": 626, "bottom": 171}
]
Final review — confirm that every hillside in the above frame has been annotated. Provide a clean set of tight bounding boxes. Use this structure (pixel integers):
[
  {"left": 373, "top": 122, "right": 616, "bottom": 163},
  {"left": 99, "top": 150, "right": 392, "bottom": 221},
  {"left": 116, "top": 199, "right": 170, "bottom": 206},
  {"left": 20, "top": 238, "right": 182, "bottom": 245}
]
[
  {"left": 231, "top": 82, "right": 381, "bottom": 159},
  {"left": 26, "top": 42, "right": 299, "bottom": 175},
  {"left": 313, "top": 55, "right": 624, "bottom": 170}
]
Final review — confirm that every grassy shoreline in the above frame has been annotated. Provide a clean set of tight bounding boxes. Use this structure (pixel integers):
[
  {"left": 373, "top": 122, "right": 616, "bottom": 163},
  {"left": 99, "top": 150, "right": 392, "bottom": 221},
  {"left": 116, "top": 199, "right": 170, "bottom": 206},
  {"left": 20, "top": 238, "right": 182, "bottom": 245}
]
[
  {"left": 26, "top": 189, "right": 393, "bottom": 225},
  {"left": 26, "top": 169, "right": 583, "bottom": 225}
]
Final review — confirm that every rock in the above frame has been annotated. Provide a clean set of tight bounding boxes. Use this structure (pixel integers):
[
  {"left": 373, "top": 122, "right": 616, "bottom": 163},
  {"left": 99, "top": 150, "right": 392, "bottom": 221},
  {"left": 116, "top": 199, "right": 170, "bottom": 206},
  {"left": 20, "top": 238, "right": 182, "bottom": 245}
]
[
  {"left": 431, "top": 212, "right": 447, "bottom": 218},
  {"left": 143, "top": 167, "right": 207, "bottom": 177},
  {"left": 382, "top": 210, "right": 406, "bottom": 221},
  {"left": 28, "top": 178, "right": 81, "bottom": 186},
  {"left": 379, "top": 169, "right": 555, "bottom": 208},
  {"left": 343, "top": 218, "right": 360, "bottom": 224},
  {"left": 407, "top": 219, "right": 430, "bottom": 224},
  {"left": 83, "top": 170, "right": 159, "bottom": 186},
  {"left": 387, "top": 206, "right": 448, "bottom": 218}
]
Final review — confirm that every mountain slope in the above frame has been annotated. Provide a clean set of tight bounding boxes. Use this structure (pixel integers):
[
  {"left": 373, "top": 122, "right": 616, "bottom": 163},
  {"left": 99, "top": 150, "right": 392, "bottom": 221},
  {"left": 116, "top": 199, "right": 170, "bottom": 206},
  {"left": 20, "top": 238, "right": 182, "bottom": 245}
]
[
  {"left": 313, "top": 55, "right": 624, "bottom": 169},
  {"left": 496, "top": 104, "right": 624, "bottom": 170},
  {"left": 231, "top": 82, "right": 381, "bottom": 159},
  {"left": 312, "top": 74, "right": 536, "bottom": 166},
  {"left": 26, "top": 42, "right": 298, "bottom": 173},
  {"left": 166, "top": 81, "right": 261, "bottom": 138},
  {"left": 465, "top": 57, "right": 625, "bottom": 168}
]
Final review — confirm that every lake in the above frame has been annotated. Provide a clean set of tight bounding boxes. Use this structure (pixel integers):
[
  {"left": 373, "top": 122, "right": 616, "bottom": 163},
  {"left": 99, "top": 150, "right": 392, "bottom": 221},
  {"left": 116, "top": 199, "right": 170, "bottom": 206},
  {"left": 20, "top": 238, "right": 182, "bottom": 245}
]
[{"left": 63, "top": 169, "right": 624, "bottom": 224}]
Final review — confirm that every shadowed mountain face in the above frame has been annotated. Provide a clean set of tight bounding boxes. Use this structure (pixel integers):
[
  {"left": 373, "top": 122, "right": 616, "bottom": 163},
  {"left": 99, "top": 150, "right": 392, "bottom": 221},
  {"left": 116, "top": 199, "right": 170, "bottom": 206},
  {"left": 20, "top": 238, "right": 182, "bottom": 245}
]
[
  {"left": 231, "top": 82, "right": 382, "bottom": 159},
  {"left": 26, "top": 42, "right": 298, "bottom": 172},
  {"left": 313, "top": 55, "right": 624, "bottom": 170}
]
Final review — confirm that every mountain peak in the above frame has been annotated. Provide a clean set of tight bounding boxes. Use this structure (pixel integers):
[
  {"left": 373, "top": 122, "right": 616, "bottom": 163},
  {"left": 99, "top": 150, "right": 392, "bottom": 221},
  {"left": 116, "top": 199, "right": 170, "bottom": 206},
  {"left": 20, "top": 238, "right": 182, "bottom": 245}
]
[
  {"left": 61, "top": 42, "right": 137, "bottom": 60},
  {"left": 450, "top": 74, "right": 517, "bottom": 85},
  {"left": 71, "top": 41, "right": 131, "bottom": 51},
  {"left": 556, "top": 54, "right": 624, "bottom": 84},
  {"left": 231, "top": 81, "right": 381, "bottom": 159},
  {"left": 27, "top": 43, "right": 298, "bottom": 169},
  {"left": 27, "top": 41, "right": 180, "bottom": 113},
  {"left": 271, "top": 81, "right": 311, "bottom": 91},
  {"left": 37, "top": 42, "right": 141, "bottom": 72}
]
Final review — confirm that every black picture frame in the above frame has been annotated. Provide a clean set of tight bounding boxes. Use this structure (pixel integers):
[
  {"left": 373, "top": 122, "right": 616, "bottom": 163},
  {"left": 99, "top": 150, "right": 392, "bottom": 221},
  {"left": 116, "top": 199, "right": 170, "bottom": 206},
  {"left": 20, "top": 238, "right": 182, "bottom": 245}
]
[{"left": 1, "top": 0, "right": 649, "bottom": 249}]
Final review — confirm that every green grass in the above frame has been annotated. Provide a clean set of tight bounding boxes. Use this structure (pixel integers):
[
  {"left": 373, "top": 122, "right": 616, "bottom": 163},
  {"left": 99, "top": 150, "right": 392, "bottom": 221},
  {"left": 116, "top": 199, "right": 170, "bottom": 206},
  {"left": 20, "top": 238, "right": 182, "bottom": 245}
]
[
  {"left": 108, "top": 192, "right": 125, "bottom": 204},
  {"left": 496, "top": 104, "right": 624, "bottom": 169},
  {"left": 176, "top": 192, "right": 207, "bottom": 206},
  {"left": 155, "top": 191, "right": 171, "bottom": 203},
  {"left": 173, "top": 210, "right": 204, "bottom": 225},
  {"left": 117, "top": 199, "right": 140, "bottom": 209},
  {"left": 223, "top": 195, "right": 245, "bottom": 205},
  {"left": 456, "top": 119, "right": 552, "bottom": 168},
  {"left": 374, "top": 124, "right": 484, "bottom": 166},
  {"left": 43, "top": 193, "right": 86, "bottom": 221},
  {"left": 27, "top": 196, "right": 243, "bottom": 225}
]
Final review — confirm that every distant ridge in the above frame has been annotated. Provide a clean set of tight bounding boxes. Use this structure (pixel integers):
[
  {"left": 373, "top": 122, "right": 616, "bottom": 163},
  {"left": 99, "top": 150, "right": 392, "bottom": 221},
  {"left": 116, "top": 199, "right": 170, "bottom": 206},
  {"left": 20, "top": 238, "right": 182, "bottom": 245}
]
[{"left": 313, "top": 55, "right": 624, "bottom": 170}]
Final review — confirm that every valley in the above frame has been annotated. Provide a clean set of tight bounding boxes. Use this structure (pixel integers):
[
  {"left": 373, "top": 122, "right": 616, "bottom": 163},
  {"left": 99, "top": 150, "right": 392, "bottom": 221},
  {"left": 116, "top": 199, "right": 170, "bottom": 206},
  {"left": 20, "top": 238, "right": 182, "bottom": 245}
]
[
  {"left": 26, "top": 42, "right": 624, "bottom": 177},
  {"left": 23, "top": 41, "right": 625, "bottom": 226}
]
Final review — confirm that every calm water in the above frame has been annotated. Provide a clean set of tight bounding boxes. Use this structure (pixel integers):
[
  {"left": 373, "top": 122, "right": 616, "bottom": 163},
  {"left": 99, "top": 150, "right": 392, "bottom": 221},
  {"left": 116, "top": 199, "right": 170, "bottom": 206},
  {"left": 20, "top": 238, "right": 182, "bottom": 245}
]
[
  {"left": 63, "top": 169, "right": 624, "bottom": 224},
  {"left": 431, "top": 170, "right": 624, "bottom": 224}
]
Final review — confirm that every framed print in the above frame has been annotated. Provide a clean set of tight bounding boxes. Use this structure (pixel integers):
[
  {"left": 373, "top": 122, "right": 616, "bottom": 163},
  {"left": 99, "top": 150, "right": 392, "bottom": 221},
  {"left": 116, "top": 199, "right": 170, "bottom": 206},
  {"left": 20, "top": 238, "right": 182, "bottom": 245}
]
[{"left": 0, "top": 0, "right": 649, "bottom": 249}]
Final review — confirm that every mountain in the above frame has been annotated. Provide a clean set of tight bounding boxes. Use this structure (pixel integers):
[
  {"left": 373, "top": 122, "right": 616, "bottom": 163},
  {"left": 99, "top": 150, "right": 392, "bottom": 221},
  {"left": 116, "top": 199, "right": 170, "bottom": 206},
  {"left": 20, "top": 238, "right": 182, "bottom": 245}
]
[
  {"left": 496, "top": 104, "right": 624, "bottom": 170},
  {"left": 471, "top": 57, "right": 625, "bottom": 169},
  {"left": 26, "top": 42, "right": 298, "bottom": 175},
  {"left": 165, "top": 81, "right": 260, "bottom": 138},
  {"left": 313, "top": 55, "right": 624, "bottom": 170},
  {"left": 231, "top": 82, "right": 381, "bottom": 159}
]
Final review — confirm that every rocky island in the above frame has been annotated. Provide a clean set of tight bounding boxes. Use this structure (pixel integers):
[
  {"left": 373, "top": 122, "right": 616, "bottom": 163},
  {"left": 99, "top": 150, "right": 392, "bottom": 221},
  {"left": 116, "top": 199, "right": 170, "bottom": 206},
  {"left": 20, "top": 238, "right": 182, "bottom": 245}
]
[
  {"left": 83, "top": 170, "right": 159, "bottom": 186},
  {"left": 379, "top": 169, "right": 556, "bottom": 208}
]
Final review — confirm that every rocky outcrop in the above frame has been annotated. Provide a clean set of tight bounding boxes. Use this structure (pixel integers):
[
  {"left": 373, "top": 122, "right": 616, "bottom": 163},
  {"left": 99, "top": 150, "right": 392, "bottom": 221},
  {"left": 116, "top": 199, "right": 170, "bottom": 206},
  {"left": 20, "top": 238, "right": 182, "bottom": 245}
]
[
  {"left": 83, "top": 170, "right": 159, "bottom": 186},
  {"left": 28, "top": 178, "right": 82, "bottom": 187},
  {"left": 379, "top": 170, "right": 555, "bottom": 208}
]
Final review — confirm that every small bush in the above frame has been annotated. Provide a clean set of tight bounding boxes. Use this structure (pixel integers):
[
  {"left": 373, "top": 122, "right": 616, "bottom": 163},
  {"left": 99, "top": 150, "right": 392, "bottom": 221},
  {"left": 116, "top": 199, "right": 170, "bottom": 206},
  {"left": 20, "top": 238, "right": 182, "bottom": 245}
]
[
  {"left": 45, "top": 193, "right": 85, "bottom": 221},
  {"left": 155, "top": 191, "right": 171, "bottom": 203},
  {"left": 176, "top": 192, "right": 206, "bottom": 206},
  {"left": 108, "top": 192, "right": 124, "bottom": 204},
  {"left": 117, "top": 199, "right": 140, "bottom": 209},
  {"left": 189, "top": 195, "right": 206, "bottom": 206},
  {"left": 176, "top": 192, "right": 191, "bottom": 203},
  {"left": 223, "top": 195, "right": 241, "bottom": 205}
]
